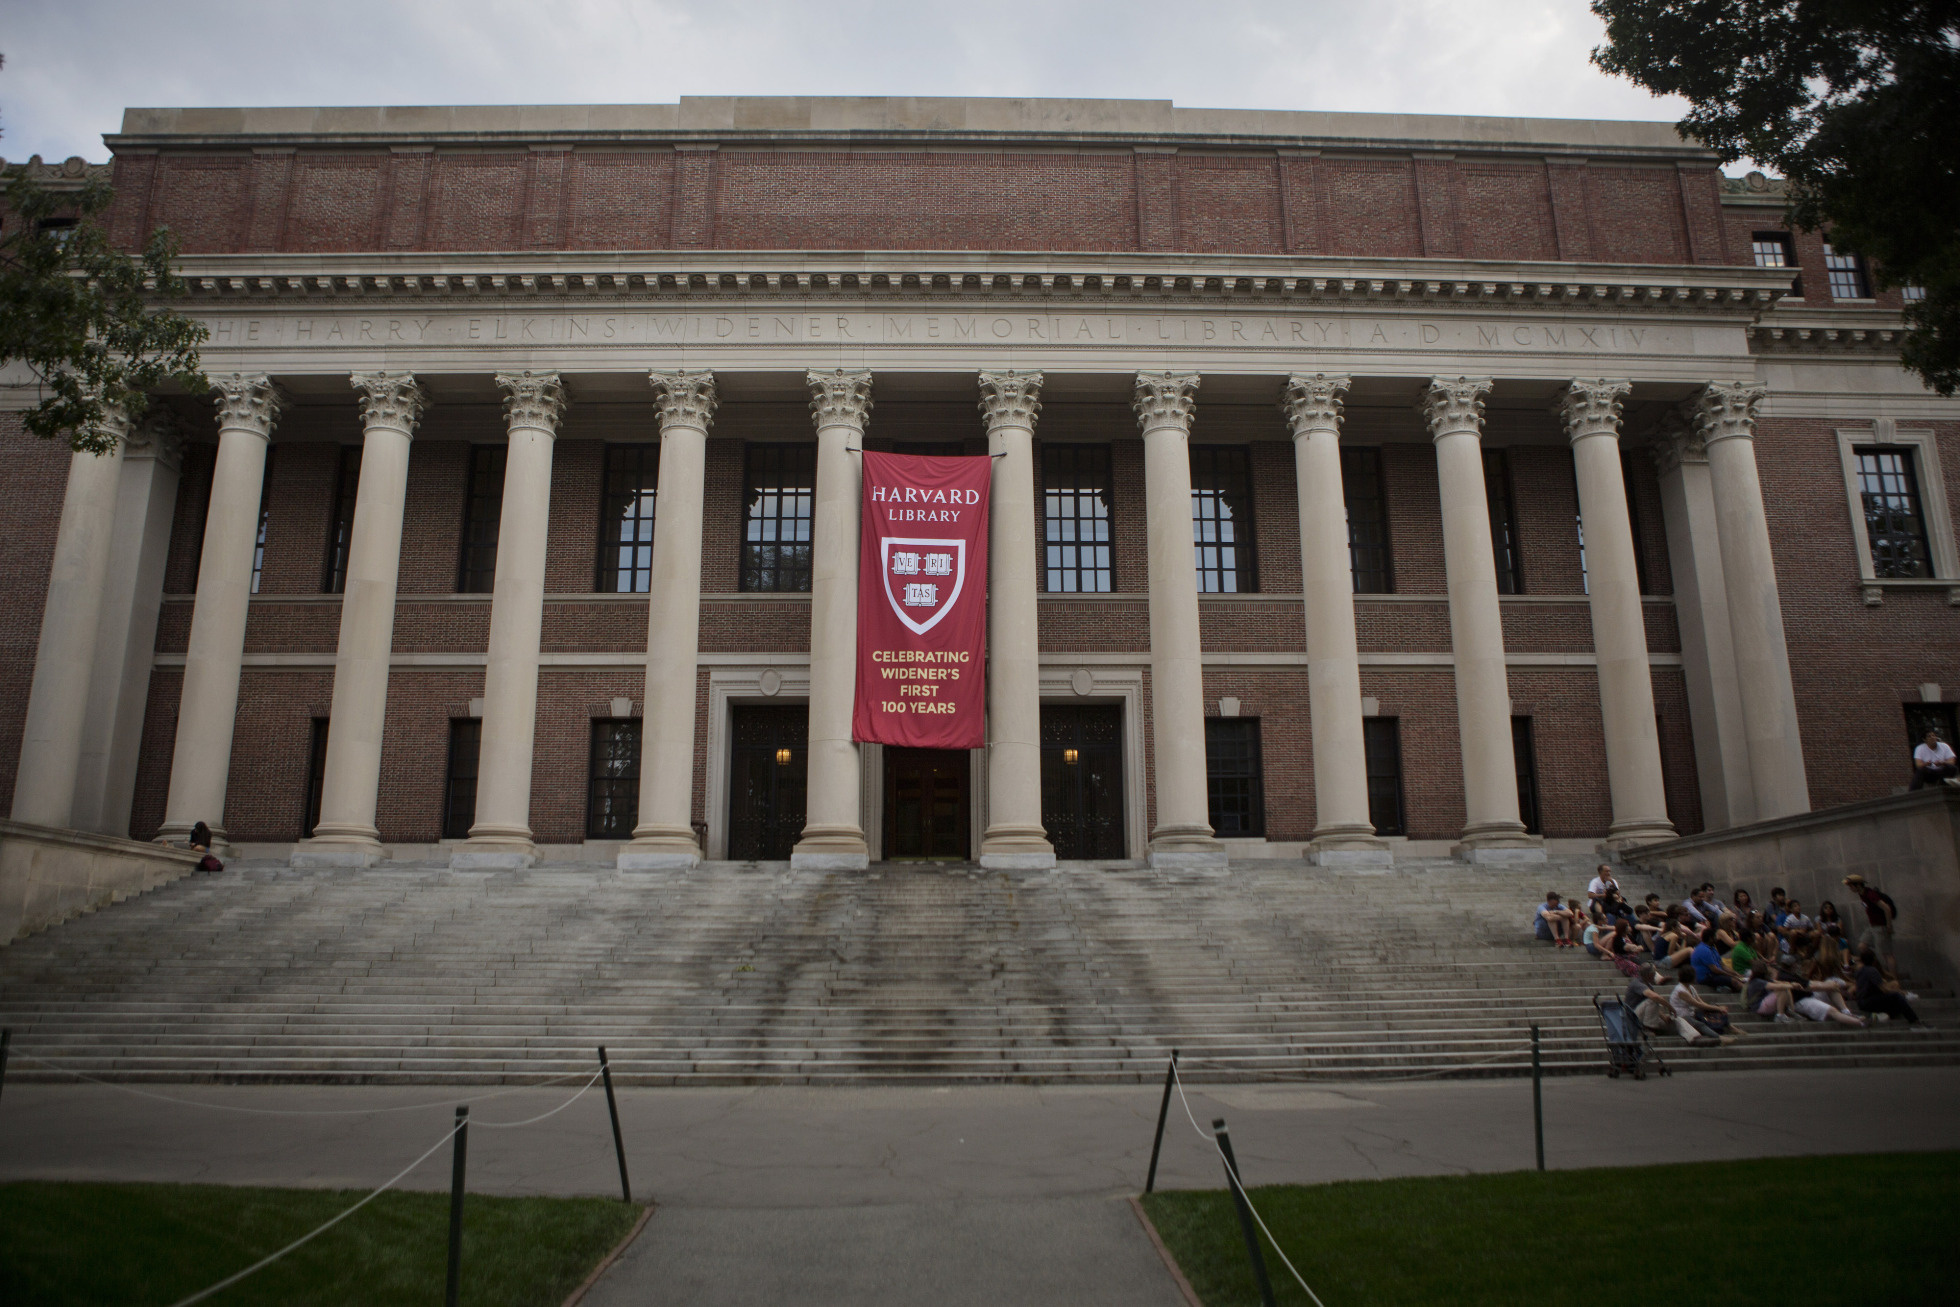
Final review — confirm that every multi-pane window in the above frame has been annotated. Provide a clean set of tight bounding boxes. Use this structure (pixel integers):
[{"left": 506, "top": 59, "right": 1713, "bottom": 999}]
[
  {"left": 442, "top": 719, "right": 481, "bottom": 840},
  {"left": 1484, "top": 449, "right": 1524, "bottom": 594},
  {"left": 741, "top": 444, "right": 816, "bottom": 593},
  {"left": 458, "top": 446, "right": 505, "bottom": 593},
  {"left": 302, "top": 718, "right": 329, "bottom": 839},
  {"left": 250, "top": 448, "right": 275, "bottom": 595},
  {"left": 1363, "top": 716, "right": 1406, "bottom": 837},
  {"left": 1190, "top": 446, "right": 1257, "bottom": 593},
  {"left": 1342, "top": 446, "right": 1393, "bottom": 594},
  {"left": 1204, "top": 717, "right": 1265, "bottom": 838},
  {"left": 1042, "top": 444, "right": 1113, "bottom": 592},
  {"left": 1513, "top": 716, "right": 1542, "bottom": 836},
  {"left": 323, "top": 446, "right": 362, "bottom": 594},
  {"left": 1823, "top": 244, "right": 1870, "bottom": 299},
  {"left": 586, "top": 719, "right": 641, "bottom": 839},
  {"left": 1902, "top": 283, "right": 1927, "bottom": 303},
  {"left": 1751, "top": 233, "right": 1803, "bottom": 297},
  {"left": 1854, "top": 447, "right": 1934, "bottom": 578},
  {"left": 598, "top": 444, "right": 658, "bottom": 593}
]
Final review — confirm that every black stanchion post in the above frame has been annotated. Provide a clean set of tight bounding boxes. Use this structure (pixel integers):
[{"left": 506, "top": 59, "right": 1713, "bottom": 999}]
[
  {"left": 1531, "top": 1024, "right": 1545, "bottom": 1172},
  {"left": 0, "top": 1027, "right": 11, "bottom": 1104},
  {"left": 598, "top": 1046, "right": 632, "bottom": 1203},
  {"left": 1144, "top": 1049, "right": 1179, "bottom": 1194},
  {"left": 1213, "top": 1118, "right": 1276, "bottom": 1307},
  {"left": 445, "top": 1105, "right": 468, "bottom": 1307}
]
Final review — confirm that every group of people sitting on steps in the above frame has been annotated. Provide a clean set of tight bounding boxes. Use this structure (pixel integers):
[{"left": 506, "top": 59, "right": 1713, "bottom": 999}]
[{"left": 1532, "top": 866, "right": 1932, "bottom": 1043}]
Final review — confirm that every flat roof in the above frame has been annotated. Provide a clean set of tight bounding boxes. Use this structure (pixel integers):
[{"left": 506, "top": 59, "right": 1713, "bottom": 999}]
[{"left": 111, "top": 96, "right": 1703, "bottom": 156}]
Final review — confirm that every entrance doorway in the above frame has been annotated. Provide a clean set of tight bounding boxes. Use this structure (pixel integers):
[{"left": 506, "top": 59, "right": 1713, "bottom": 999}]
[
  {"left": 1041, "top": 705, "right": 1126, "bottom": 859},
  {"left": 727, "top": 705, "right": 807, "bottom": 861},
  {"left": 883, "top": 748, "right": 970, "bottom": 859}
]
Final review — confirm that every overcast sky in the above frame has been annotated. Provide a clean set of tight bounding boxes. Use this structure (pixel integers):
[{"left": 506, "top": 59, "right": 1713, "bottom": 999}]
[{"left": 1, "top": 0, "right": 1688, "bottom": 162}]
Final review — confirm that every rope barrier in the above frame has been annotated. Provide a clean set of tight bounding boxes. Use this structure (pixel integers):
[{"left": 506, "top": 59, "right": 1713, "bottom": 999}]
[
  {"left": 10, "top": 1051, "right": 600, "bottom": 1115},
  {"left": 471, "top": 1070, "right": 604, "bottom": 1130},
  {"left": 1170, "top": 1038, "right": 1536, "bottom": 1085}
]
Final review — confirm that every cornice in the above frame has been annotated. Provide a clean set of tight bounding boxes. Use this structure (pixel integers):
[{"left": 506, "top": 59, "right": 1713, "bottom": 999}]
[
  {"left": 1746, "top": 307, "right": 1910, "bottom": 354},
  {"left": 162, "top": 251, "right": 1795, "bottom": 318}
]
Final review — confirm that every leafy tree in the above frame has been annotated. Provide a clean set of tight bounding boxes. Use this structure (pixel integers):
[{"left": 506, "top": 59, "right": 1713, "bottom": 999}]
[
  {"left": 1592, "top": 1, "right": 1960, "bottom": 394},
  {"left": 0, "top": 169, "right": 209, "bottom": 453}
]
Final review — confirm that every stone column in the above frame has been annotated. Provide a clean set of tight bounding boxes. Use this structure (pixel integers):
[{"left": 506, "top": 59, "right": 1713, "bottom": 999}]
[
  {"left": 1652, "top": 412, "right": 1755, "bottom": 828},
  {"left": 1557, "top": 380, "right": 1676, "bottom": 848},
  {"left": 74, "top": 410, "right": 184, "bottom": 837},
  {"left": 1280, "top": 374, "right": 1390, "bottom": 866},
  {"left": 157, "top": 376, "right": 285, "bottom": 845},
  {"left": 977, "top": 370, "right": 1055, "bottom": 870},
  {"left": 621, "top": 370, "right": 718, "bottom": 871},
  {"left": 452, "top": 372, "right": 565, "bottom": 870},
  {"left": 792, "top": 369, "right": 872, "bottom": 870},
  {"left": 1693, "top": 381, "right": 1810, "bottom": 820},
  {"left": 1419, "top": 377, "right": 1543, "bottom": 862},
  {"left": 1134, "top": 371, "right": 1226, "bottom": 868},
  {"left": 12, "top": 407, "right": 131, "bottom": 828},
  {"left": 293, "top": 373, "right": 427, "bottom": 867}
]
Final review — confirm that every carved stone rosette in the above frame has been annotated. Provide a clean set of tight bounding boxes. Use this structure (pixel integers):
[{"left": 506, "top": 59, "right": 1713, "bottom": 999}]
[
  {"left": 211, "top": 373, "right": 287, "bottom": 440},
  {"left": 1690, "top": 380, "right": 1768, "bottom": 447},
  {"left": 1417, "top": 376, "right": 1492, "bottom": 439},
  {"left": 1132, "top": 371, "right": 1200, "bottom": 432},
  {"left": 496, "top": 370, "right": 567, "bottom": 432},
  {"left": 807, "top": 368, "right": 873, "bottom": 428},
  {"left": 1555, "top": 379, "right": 1632, "bottom": 443},
  {"left": 649, "top": 369, "right": 717, "bottom": 432},
  {"left": 350, "top": 371, "right": 429, "bottom": 435},
  {"left": 1280, "top": 373, "right": 1350, "bottom": 436},
  {"left": 977, "top": 370, "right": 1043, "bottom": 430}
]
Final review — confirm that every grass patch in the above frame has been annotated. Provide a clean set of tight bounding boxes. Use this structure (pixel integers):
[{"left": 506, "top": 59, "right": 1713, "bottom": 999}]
[
  {"left": 0, "top": 1181, "right": 642, "bottom": 1306},
  {"left": 1141, "top": 1151, "right": 1959, "bottom": 1306}
]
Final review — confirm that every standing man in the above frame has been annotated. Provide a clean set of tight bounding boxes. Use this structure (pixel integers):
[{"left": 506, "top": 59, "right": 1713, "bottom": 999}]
[
  {"left": 1911, "top": 728, "right": 1959, "bottom": 789},
  {"left": 1843, "top": 873, "right": 1900, "bottom": 975}
]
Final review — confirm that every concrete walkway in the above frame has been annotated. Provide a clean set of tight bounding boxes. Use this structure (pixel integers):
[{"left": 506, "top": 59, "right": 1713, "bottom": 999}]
[{"left": 4, "top": 1068, "right": 1957, "bottom": 1303}]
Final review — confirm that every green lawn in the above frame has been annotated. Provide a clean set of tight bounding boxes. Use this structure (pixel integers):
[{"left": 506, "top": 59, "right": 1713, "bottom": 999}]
[
  {"left": 1141, "top": 1151, "right": 1959, "bottom": 1307},
  {"left": 0, "top": 1181, "right": 643, "bottom": 1306}
]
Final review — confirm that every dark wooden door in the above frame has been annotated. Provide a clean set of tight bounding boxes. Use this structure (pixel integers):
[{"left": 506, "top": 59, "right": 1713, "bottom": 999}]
[
  {"left": 728, "top": 706, "right": 808, "bottom": 861},
  {"left": 1041, "top": 705, "right": 1126, "bottom": 860},
  {"left": 884, "top": 748, "right": 970, "bottom": 859}
]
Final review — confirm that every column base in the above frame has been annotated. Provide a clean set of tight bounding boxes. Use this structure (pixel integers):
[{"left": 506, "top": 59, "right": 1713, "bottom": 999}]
[
  {"left": 1451, "top": 822, "right": 1547, "bottom": 865},
  {"left": 618, "top": 826, "right": 702, "bottom": 871},
  {"left": 979, "top": 823, "right": 1055, "bottom": 870},
  {"left": 291, "top": 827, "right": 388, "bottom": 868},
  {"left": 1308, "top": 823, "right": 1394, "bottom": 867},
  {"left": 1602, "top": 818, "right": 1678, "bottom": 853},
  {"left": 1147, "top": 824, "right": 1228, "bottom": 869},
  {"left": 791, "top": 824, "right": 869, "bottom": 871},
  {"left": 450, "top": 828, "right": 537, "bottom": 870}
]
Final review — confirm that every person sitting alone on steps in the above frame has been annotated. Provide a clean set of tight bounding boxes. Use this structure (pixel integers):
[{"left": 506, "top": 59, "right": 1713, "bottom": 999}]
[
  {"left": 188, "top": 821, "right": 223, "bottom": 874},
  {"left": 1910, "top": 728, "right": 1959, "bottom": 790},
  {"left": 1534, "top": 891, "right": 1576, "bottom": 947}
]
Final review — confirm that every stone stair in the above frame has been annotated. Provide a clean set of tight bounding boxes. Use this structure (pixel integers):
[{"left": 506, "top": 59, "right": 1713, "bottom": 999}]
[{"left": 3, "top": 854, "right": 1955, "bottom": 1085}]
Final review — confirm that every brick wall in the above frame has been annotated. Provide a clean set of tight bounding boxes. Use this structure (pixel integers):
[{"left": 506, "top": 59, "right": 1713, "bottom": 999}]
[{"left": 0, "top": 418, "right": 73, "bottom": 812}]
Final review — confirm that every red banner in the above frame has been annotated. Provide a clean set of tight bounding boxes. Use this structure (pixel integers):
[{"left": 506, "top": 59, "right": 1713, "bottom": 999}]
[{"left": 853, "top": 450, "right": 990, "bottom": 749}]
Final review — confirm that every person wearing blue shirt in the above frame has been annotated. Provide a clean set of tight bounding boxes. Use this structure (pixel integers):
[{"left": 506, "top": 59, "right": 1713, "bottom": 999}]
[{"left": 1690, "top": 927, "right": 1744, "bottom": 992}]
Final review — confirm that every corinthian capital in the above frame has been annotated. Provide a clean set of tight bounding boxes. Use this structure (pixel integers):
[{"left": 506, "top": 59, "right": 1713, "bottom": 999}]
[
  {"left": 126, "top": 406, "right": 186, "bottom": 470},
  {"left": 350, "top": 371, "right": 429, "bottom": 435},
  {"left": 1555, "top": 379, "right": 1632, "bottom": 443},
  {"left": 1648, "top": 406, "right": 1705, "bottom": 476},
  {"left": 808, "top": 369, "right": 874, "bottom": 429},
  {"left": 496, "top": 370, "right": 567, "bottom": 432},
  {"left": 1690, "top": 381, "right": 1768, "bottom": 447},
  {"left": 977, "top": 370, "right": 1043, "bottom": 430},
  {"left": 211, "top": 372, "right": 287, "bottom": 440},
  {"left": 649, "top": 369, "right": 717, "bottom": 431},
  {"left": 1279, "top": 373, "right": 1350, "bottom": 436},
  {"left": 1417, "top": 376, "right": 1492, "bottom": 440},
  {"left": 1133, "top": 371, "right": 1200, "bottom": 432}
]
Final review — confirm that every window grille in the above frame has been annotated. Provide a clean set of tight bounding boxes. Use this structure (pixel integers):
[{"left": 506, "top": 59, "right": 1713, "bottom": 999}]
[
  {"left": 598, "top": 444, "right": 659, "bottom": 593},
  {"left": 1190, "top": 445, "right": 1257, "bottom": 593},
  {"left": 323, "top": 446, "right": 361, "bottom": 594},
  {"left": 586, "top": 719, "right": 641, "bottom": 839},
  {"left": 1363, "top": 716, "right": 1406, "bottom": 837},
  {"left": 442, "top": 718, "right": 481, "bottom": 839},
  {"left": 1823, "top": 244, "right": 1870, "bottom": 299},
  {"left": 250, "top": 448, "right": 275, "bottom": 595},
  {"left": 1341, "top": 446, "right": 1393, "bottom": 593},
  {"left": 741, "top": 444, "right": 816, "bottom": 593},
  {"left": 1751, "top": 232, "right": 1803, "bottom": 297},
  {"left": 1854, "top": 446, "right": 1934, "bottom": 578},
  {"left": 1484, "top": 449, "right": 1524, "bottom": 594},
  {"left": 1204, "top": 717, "right": 1265, "bottom": 838},
  {"left": 458, "top": 446, "right": 505, "bottom": 594},
  {"left": 1041, "top": 444, "right": 1114, "bottom": 592}
]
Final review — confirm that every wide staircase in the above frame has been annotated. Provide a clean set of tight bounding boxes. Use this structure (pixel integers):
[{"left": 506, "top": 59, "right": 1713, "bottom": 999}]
[{"left": 3, "top": 854, "right": 1956, "bottom": 1085}]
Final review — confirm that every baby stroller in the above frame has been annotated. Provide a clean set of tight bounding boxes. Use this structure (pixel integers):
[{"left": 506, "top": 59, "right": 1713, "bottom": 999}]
[{"left": 1593, "top": 994, "right": 1671, "bottom": 1080}]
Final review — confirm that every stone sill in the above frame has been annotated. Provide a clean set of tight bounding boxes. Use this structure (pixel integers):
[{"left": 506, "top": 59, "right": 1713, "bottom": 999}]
[{"left": 1857, "top": 578, "right": 1960, "bottom": 606}]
